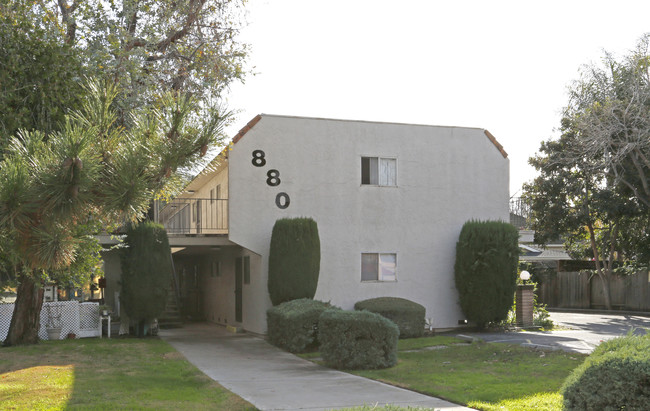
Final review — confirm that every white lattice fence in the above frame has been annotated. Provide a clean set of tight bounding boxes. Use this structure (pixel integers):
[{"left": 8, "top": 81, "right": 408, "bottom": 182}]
[{"left": 0, "top": 301, "right": 100, "bottom": 341}]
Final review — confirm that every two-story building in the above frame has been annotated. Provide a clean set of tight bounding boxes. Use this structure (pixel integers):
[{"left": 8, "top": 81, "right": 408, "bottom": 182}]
[{"left": 101, "top": 114, "right": 510, "bottom": 335}]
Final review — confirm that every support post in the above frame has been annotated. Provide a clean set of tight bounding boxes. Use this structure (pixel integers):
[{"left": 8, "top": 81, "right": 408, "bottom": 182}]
[{"left": 516, "top": 284, "right": 534, "bottom": 328}]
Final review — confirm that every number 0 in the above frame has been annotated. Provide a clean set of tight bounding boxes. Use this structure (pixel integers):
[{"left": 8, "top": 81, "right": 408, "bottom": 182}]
[{"left": 275, "top": 192, "right": 290, "bottom": 209}]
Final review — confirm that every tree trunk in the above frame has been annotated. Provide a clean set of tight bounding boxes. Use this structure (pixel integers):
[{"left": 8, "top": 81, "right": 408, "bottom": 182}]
[
  {"left": 596, "top": 272, "right": 613, "bottom": 311},
  {"left": 586, "top": 221, "right": 613, "bottom": 310},
  {"left": 3, "top": 275, "right": 45, "bottom": 347}
]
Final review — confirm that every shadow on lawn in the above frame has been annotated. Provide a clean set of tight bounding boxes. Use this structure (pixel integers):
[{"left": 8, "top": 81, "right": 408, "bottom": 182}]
[{"left": 0, "top": 337, "right": 255, "bottom": 410}]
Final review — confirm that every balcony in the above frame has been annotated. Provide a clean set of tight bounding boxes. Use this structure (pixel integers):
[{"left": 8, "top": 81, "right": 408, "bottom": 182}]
[{"left": 155, "top": 198, "right": 228, "bottom": 235}]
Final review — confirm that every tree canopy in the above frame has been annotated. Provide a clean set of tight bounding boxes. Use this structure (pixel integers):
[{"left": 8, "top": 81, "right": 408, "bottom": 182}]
[
  {"left": 561, "top": 34, "right": 650, "bottom": 210},
  {"left": 523, "top": 35, "right": 650, "bottom": 309},
  {"left": 0, "top": 3, "right": 83, "bottom": 137},
  {"left": 0, "top": 0, "right": 248, "bottom": 345},
  {"left": 2, "top": 80, "right": 227, "bottom": 345},
  {"left": 0, "top": 1, "right": 248, "bottom": 115}
]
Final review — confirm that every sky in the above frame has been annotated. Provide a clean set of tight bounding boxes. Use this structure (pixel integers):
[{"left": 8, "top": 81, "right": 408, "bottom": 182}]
[{"left": 224, "top": 0, "right": 650, "bottom": 196}]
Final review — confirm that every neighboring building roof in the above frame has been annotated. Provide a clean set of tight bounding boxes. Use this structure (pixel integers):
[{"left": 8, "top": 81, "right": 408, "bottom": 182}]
[{"left": 519, "top": 244, "right": 572, "bottom": 261}]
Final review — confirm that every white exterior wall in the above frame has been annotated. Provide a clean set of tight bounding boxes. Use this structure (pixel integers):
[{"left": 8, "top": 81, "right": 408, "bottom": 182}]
[
  {"left": 191, "top": 162, "right": 229, "bottom": 200},
  {"left": 200, "top": 246, "right": 261, "bottom": 327},
  {"left": 228, "top": 115, "right": 509, "bottom": 334}
]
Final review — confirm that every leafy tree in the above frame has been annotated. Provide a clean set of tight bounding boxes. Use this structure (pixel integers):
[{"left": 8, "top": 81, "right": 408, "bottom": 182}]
[
  {"left": 120, "top": 222, "right": 172, "bottom": 336},
  {"left": 268, "top": 218, "right": 321, "bottom": 306},
  {"left": 24, "top": 0, "right": 248, "bottom": 121},
  {"left": 0, "top": 3, "right": 84, "bottom": 138},
  {"left": 562, "top": 34, "right": 650, "bottom": 210},
  {"left": 523, "top": 37, "right": 650, "bottom": 309},
  {"left": 0, "top": 0, "right": 247, "bottom": 346},
  {"left": 0, "top": 81, "right": 226, "bottom": 346},
  {"left": 523, "top": 123, "right": 647, "bottom": 310},
  {"left": 454, "top": 220, "right": 519, "bottom": 328}
]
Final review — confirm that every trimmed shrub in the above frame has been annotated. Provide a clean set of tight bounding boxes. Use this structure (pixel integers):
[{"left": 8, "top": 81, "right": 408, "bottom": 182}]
[
  {"left": 268, "top": 217, "right": 321, "bottom": 305},
  {"left": 562, "top": 333, "right": 650, "bottom": 410},
  {"left": 454, "top": 220, "right": 519, "bottom": 328},
  {"left": 266, "top": 299, "right": 333, "bottom": 353},
  {"left": 120, "top": 222, "right": 172, "bottom": 336},
  {"left": 354, "top": 297, "right": 425, "bottom": 338},
  {"left": 319, "top": 309, "right": 399, "bottom": 369}
]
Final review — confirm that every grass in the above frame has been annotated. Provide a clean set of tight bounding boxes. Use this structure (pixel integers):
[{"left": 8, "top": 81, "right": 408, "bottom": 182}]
[
  {"left": 0, "top": 337, "right": 255, "bottom": 410},
  {"left": 302, "top": 336, "right": 585, "bottom": 411}
]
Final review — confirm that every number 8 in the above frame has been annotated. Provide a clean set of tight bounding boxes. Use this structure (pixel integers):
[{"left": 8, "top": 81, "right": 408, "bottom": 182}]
[
  {"left": 252, "top": 150, "right": 266, "bottom": 167},
  {"left": 266, "top": 169, "right": 281, "bottom": 186}
]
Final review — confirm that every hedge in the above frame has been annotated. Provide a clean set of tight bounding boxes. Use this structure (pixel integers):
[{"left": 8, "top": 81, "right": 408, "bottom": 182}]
[
  {"left": 268, "top": 218, "right": 321, "bottom": 305},
  {"left": 266, "top": 299, "right": 334, "bottom": 353},
  {"left": 354, "top": 297, "right": 425, "bottom": 338},
  {"left": 454, "top": 220, "right": 519, "bottom": 328},
  {"left": 319, "top": 309, "right": 399, "bottom": 369},
  {"left": 119, "top": 222, "right": 172, "bottom": 336},
  {"left": 562, "top": 332, "right": 650, "bottom": 410}
]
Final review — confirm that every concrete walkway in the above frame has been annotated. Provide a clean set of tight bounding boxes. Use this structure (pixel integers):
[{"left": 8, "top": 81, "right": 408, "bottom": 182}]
[{"left": 159, "top": 323, "right": 471, "bottom": 411}]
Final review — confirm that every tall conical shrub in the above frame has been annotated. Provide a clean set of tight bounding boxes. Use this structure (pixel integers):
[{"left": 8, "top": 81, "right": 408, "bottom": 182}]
[
  {"left": 268, "top": 217, "right": 320, "bottom": 305},
  {"left": 120, "top": 221, "right": 172, "bottom": 336},
  {"left": 454, "top": 220, "right": 519, "bottom": 328}
]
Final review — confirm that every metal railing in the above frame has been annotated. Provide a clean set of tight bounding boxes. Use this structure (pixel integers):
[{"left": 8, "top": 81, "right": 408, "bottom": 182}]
[
  {"left": 155, "top": 198, "right": 228, "bottom": 234},
  {"left": 509, "top": 197, "right": 531, "bottom": 229}
]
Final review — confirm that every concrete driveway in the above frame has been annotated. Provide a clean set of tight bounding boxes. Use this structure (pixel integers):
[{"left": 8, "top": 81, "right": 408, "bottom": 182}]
[
  {"left": 160, "top": 323, "right": 471, "bottom": 411},
  {"left": 462, "top": 311, "right": 650, "bottom": 354}
]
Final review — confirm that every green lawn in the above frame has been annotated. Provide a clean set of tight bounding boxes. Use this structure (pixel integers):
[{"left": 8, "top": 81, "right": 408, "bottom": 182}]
[
  {"left": 0, "top": 337, "right": 255, "bottom": 410},
  {"left": 304, "top": 336, "right": 585, "bottom": 411}
]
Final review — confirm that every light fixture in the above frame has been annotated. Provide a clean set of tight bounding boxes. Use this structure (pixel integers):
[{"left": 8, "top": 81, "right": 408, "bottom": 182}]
[{"left": 520, "top": 270, "right": 531, "bottom": 284}]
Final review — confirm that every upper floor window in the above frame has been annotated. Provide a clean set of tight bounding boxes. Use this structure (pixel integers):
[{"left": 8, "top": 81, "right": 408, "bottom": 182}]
[
  {"left": 361, "top": 253, "right": 397, "bottom": 282},
  {"left": 361, "top": 157, "right": 396, "bottom": 186}
]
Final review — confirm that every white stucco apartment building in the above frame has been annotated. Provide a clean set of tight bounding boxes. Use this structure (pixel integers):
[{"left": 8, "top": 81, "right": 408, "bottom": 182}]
[{"left": 102, "top": 114, "right": 510, "bottom": 335}]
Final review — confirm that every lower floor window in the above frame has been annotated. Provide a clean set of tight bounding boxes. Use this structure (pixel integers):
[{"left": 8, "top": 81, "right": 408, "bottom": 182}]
[{"left": 361, "top": 253, "right": 397, "bottom": 282}]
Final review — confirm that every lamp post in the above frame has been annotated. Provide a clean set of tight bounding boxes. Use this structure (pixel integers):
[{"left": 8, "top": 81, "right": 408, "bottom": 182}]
[{"left": 516, "top": 271, "right": 534, "bottom": 328}]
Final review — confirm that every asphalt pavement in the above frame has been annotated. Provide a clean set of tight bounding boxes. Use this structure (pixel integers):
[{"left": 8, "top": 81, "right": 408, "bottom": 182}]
[{"left": 461, "top": 310, "right": 650, "bottom": 354}]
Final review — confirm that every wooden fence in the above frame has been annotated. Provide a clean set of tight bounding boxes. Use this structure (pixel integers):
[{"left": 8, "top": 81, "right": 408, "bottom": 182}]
[{"left": 537, "top": 271, "right": 650, "bottom": 311}]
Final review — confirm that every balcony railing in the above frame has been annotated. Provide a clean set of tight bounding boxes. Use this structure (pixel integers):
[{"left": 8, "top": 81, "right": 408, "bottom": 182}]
[{"left": 155, "top": 198, "right": 228, "bottom": 235}]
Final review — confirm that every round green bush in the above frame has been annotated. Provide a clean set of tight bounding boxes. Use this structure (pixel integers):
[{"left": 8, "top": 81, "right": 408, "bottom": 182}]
[
  {"left": 354, "top": 297, "right": 425, "bottom": 338},
  {"left": 562, "top": 333, "right": 650, "bottom": 410},
  {"left": 266, "top": 299, "right": 333, "bottom": 353},
  {"left": 318, "top": 309, "right": 399, "bottom": 370}
]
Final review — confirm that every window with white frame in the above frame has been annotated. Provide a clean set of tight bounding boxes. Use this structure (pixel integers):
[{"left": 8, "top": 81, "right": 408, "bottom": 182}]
[
  {"left": 361, "top": 157, "right": 397, "bottom": 186},
  {"left": 361, "top": 253, "right": 397, "bottom": 282}
]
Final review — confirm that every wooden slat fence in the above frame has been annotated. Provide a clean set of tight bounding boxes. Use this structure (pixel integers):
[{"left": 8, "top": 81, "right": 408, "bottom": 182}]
[{"left": 538, "top": 271, "right": 650, "bottom": 311}]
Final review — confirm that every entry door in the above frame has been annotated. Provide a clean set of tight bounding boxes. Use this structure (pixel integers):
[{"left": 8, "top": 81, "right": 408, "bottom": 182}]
[{"left": 235, "top": 258, "right": 243, "bottom": 323}]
